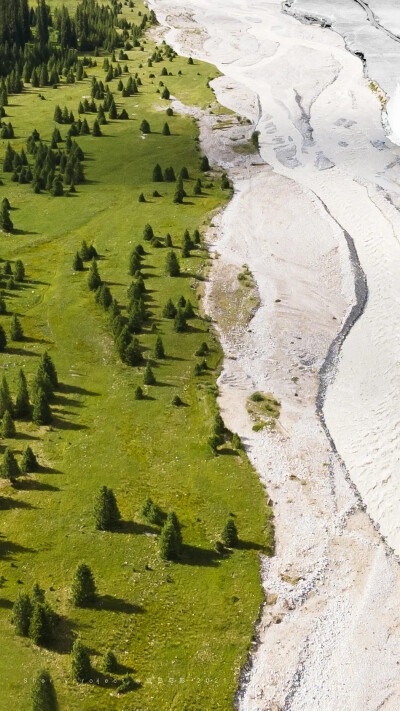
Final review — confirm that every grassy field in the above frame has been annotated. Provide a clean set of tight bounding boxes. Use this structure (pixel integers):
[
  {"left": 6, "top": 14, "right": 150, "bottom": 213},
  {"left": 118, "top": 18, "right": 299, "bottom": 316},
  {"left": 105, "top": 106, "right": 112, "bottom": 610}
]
[{"left": 0, "top": 3, "right": 271, "bottom": 710}]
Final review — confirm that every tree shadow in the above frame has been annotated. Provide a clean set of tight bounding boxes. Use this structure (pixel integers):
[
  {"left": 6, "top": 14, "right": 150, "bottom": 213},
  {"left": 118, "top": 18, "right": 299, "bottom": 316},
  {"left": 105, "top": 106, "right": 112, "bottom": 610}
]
[
  {"left": 38, "top": 464, "right": 63, "bottom": 475},
  {"left": 58, "top": 383, "right": 101, "bottom": 397},
  {"left": 237, "top": 539, "right": 266, "bottom": 553},
  {"left": 49, "top": 615, "right": 82, "bottom": 655},
  {"left": 178, "top": 544, "right": 221, "bottom": 567},
  {"left": 217, "top": 447, "right": 238, "bottom": 456},
  {"left": 0, "top": 536, "right": 37, "bottom": 560},
  {"left": 53, "top": 394, "right": 83, "bottom": 408},
  {"left": 51, "top": 415, "right": 88, "bottom": 431},
  {"left": 94, "top": 595, "right": 145, "bottom": 615},
  {"left": 14, "top": 432, "right": 41, "bottom": 441},
  {"left": 0, "top": 598, "right": 13, "bottom": 609},
  {"left": 118, "top": 520, "right": 159, "bottom": 535},
  {"left": 7, "top": 347, "right": 40, "bottom": 357},
  {"left": 12, "top": 228, "right": 39, "bottom": 236},
  {"left": 15, "top": 478, "right": 60, "bottom": 492},
  {"left": 0, "top": 496, "right": 36, "bottom": 510}
]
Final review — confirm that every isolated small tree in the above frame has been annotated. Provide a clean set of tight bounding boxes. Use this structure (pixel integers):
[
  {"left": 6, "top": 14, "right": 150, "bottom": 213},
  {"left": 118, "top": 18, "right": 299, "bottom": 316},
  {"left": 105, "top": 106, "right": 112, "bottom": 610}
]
[
  {"left": 188, "top": 56, "right": 194, "bottom": 65},
  {"left": 0, "top": 201, "right": 13, "bottom": 232},
  {"left": 14, "top": 260, "right": 25, "bottom": 281},
  {"left": 161, "top": 86, "right": 170, "bottom": 100},
  {"left": 134, "top": 385, "right": 143, "bottom": 400},
  {"left": 154, "top": 336, "right": 165, "bottom": 359},
  {"left": 31, "top": 669, "right": 58, "bottom": 711},
  {"left": 222, "top": 518, "right": 238, "bottom": 547},
  {"left": 10, "top": 314, "right": 24, "bottom": 341},
  {"left": 2, "top": 410, "right": 15, "bottom": 438},
  {"left": 12, "top": 592, "right": 32, "bottom": 636},
  {"left": 152, "top": 163, "right": 163, "bottom": 182},
  {"left": 71, "top": 640, "right": 91, "bottom": 682},
  {"left": 32, "top": 389, "right": 52, "bottom": 426},
  {"left": 174, "top": 309, "right": 187, "bottom": 333},
  {"left": 194, "top": 178, "right": 202, "bottom": 196},
  {"left": 73, "top": 252, "right": 84, "bottom": 271},
  {"left": 2, "top": 447, "right": 20, "bottom": 481},
  {"left": 143, "top": 223, "right": 154, "bottom": 241},
  {"left": 94, "top": 485, "right": 121, "bottom": 530},
  {"left": 165, "top": 250, "right": 180, "bottom": 276},
  {"left": 138, "top": 192, "right": 146, "bottom": 203},
  {"left": 143, "top": 362, "right": 156, "bottom": 385},
  {"left": 232, "top": 433, "right": 243, "bottom": 451},
  {"left": 196, "top": 341, "right": 209, "bottom": 357},
  {"left": 88, "top": 259, "right": 101, "bottom": 291},
  {"left": 166, "top": 511, "right": 182, "bottom": 549},
  {"left": 140, "top": 119, "right": 150, "bottom": 134},
  {"left": 165, "top": 233, "right": 172, "bottom": 247},
  {"left": 79, "top": 240, "right": 91, "bottom": 261},
  {"left": 102, "top": 650, "right": 118, "bottom": 673},
  {"left": 21, "top": 446, "right": 38, "bottom": 473},
  {"left": 200, "top": 155, "right": 210, "bottom": 171},
  {"left": 40, "top": 352, "right": 58, "bottom": 389},
  {"left": 159, "top": 521, "right": 178, "bottom": 560},
  {"left": 71, "top": 563, "right": 96, "bottom": 607},
  {"left": 162, "top": 122, "right": 170, "bottom": 135}
]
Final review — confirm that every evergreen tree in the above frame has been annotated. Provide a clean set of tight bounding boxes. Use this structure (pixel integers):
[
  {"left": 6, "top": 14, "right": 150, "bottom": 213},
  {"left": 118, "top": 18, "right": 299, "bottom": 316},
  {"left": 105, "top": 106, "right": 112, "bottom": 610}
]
[
  {"left": 12, "top": 592, "right": 32, "bottom": 636},
  {"left": 140, "top": 118, "right": 150, "bottom": 134},
  {"left": 200, "top": 155, "right": 210, "bottom": 171},
  {"left": 143, "top": 223, "right": 154, "bottom": 241},
  {"left": 51, "top": 178, "right": 64, "bottom": 197},
  {"left": 71, "top": 563, "right": 96, "bottom": 607},
  {"left": 72, "top": 252, "right": 84, "bottom": 271},
  {"left": 0, "top": 296, "right": 6, "bottom": 315},
  {"left": 162, "top": 122, "right": 170, "bottom": 136},
  {"left": 143, "top": 362, "right": 156, "bottom": 385},
  {"left": 195, "top": 341, "right": 209, "bottom": 357},
  {"left": 0, "top": 201, "right": 13, "bottom": 232},
  {"left": 87, "top": 259, "right": 101, "bottom": 291},
  {"left": 14, "top": 259, "right": 25, "bottom": 281},
  {"left": 159, "top": 520, "right": 178, "bottom": 560},
  {"left": 92, "top": 119, "right": 101, "bottom": 136},
  {"left": 154, "top": 336, "right": 165, "bottom": 359},
  {"left": 138, "top": 192, "right": 145, "bottom": 203},
  {"left": 134, "top": 385, "right": 143, "bottom": 400},
  {"left": 29, "top": 602, "right": 52, "bottom": 646},
  {"left": 165, "top": 233, "right": 172, "bottom": 247},
  {"left": 124, "top": 337, "right": 143, "bottom": 366},
  {"left": 174, "top": 309, "right": 187, "bottom": 333},
  {"left": 165, "top": 250, "right": 180, "bottom": 277},
  {"left": 222, "top": 518, "right": 238, "bottom": 547},
  {"left": 39, "top": 352, "right": 58, "bottom": 389},
  {"left": 184, "top": 300, "right": 195, "bottom": 318},
  {"left": 161, "top": 86, "right": 170, "bottom": 100},
  {"left": 173, "top": 177, "right": 185, "bottom": 204},
  {"left": 2, "top": 447, "right": 20, "bottom": 482},
  {"left": 93, "top": 485, "right": 121, "bottom": 530},
  {"left": 193, "top": 229, "right": 201, "bottom": 245},
  {"left": 71, "top": 640, "right": 91, "bottom": 682},
  {"left": 108, "top": 99, "right": 117, "bottom": 119},
  {"left": 194, "top": 178, "right": 202, "bottom": 196},
  {"left": 2, "top": 410, "right": 15, "bottom": 438},
  {"left": 0, "top": 375, "right": 13, "bottom": 417},
  {"left": 10, "top": 314, "right": 24, "bottom": 341},
  {"left": 54, "top": 105, "right": 62, "bottom": 123},
  {"left": 21, "top": 446, "right": 38, "bottom": 473},
  {"left": 152, "top": 163, "right": 163, "bottom": 182},
  {"left": 162, "top": 298, "right": 177, "bottom": 319},
  {"left": 166, "top": 511, "right": 182, "bottom": 548},
  {"left": 180, "top": 166, "right": 189, "bottom": 180},
  {"left": 31, "top": 669, "right": 57, "bottom": 711},
  {"left": 102, "top": 650, "right": 118, "bottom": 673},
  {"left": 32, "top": 389, "right": 52, "bottom": 426},
  {"left": 164, "top": 166, "right": 176, "bottom": 182}
]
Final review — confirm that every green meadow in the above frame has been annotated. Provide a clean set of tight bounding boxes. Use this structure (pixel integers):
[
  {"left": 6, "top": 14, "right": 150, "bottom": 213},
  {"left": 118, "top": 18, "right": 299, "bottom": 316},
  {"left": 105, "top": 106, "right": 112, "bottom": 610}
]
[{"left": 0, "top": 2, "right": 271, "bottom": 709}]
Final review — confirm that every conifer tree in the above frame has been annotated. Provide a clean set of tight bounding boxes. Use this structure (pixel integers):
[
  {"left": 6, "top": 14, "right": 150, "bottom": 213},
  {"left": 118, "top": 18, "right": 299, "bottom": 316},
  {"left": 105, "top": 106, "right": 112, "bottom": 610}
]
[
  {"left": 166, "top": 511, "right": 182, "bottom": 548},
  {"left": 140, "top": 118, "right": 150, "bottom": 133},
  {"left": 92, "top": 119, "right": 102, "bottom": 137},
  {"left": 94, "top": 485, "right": 121, "bottom": 530},
  {"left": 102, "top": 650, "right": 118, "bottom": 673},
  {"left": 152, "top": 163, "right": 163, "bottom": 182},
  {"left": 134, "top": 385, "right": 143, "bottom": 400},
  {"left": 222, "top": 518, "right": 238, "bottom": 547},
  {"left": 21, "top": 446, "right": 38, "bottom": 474},
  {"left": 32, "top": 389, "right": 52, "bottom": 426},
  {"left": 39, "top": 352, "right": 58, "bottom": 389},
  {"left": 193, "top": 229, "right": 201, "bottom": 245},
  {"left": 184, "top": 300, "right": 195, "bottom": 319},
  {"left": 162, "top": 122, "right": 170, "bottom": 135},
  {"left": 143, "top": 223, "right": 154, "bottom": 241},
  {"left": 10, "top": 314, "right": 24, "bottom": 341},
  {"left": 194, "top": 178, "right": 202, "bottom": 196},
  {"left": 143, "top": 362, "right": 156, "bottom": 385},
  {"left": 200, "top": 155, "right": 210, "bottom": 171},
  {"left": 71, "top": 563, "right": 96, "bottom": 607},
  {"left": 29, "top": 602, "right": 52, "bottom": 646},
  {"left": 165, "top": 250, "right": 180, "bottom": 276},
  {"left": 54, "top": 105, "right": 62, "bottom": 123},
  {"left": 31, "top": 669, "right": 57, "bottom": 711},
  {"left": 180, "top": 166, "right": 189, "bottom": 180},
  {"left": 71, "top": 640, "right": 91, "bottom": 682},
  {"left": 161, "top": 86, "right": 170, "bottom": 100},
  {"left": 14, "top": 259, "right": 25, "bottom": 281},
  {"left": 0, "top": 375, "right": 13, "bottom": 417},
  {"left": 2, "top": 447, "right": 20, "bottom": 481},
  {"left": 2, "top": 410, "right": 15, "bottom": 438},
  {"left": 173, "top": 177, "right": 185, "bottom": 204},
  {"left": 174, "top": 309, "right": 187, "bottom": 333},
  {"left": 165, "top": 233, "right": 172, "bottom": 247},
  {"left": 0, "top": 201, "right": 13, "bottom": 232},
  {"left": 154, "top": 336, "right": 165, "bottom": 359},
  {"left": 159, "top": 520, "right": 178, "bottom": 560},
  {"left": 87, "top": 259, "right": 101, "bottom": 291},
  {"left": 162, "top": 299, "right": 177, "bottom": 319},
  {"left": 124, "top": 337, "right": 143, "bottom": 366},
  {"left": 73, "top": 252, "right": 84, "bottom": 271},
  {"left": 12, "top": 592, "right": 32, "bottom": 636}
]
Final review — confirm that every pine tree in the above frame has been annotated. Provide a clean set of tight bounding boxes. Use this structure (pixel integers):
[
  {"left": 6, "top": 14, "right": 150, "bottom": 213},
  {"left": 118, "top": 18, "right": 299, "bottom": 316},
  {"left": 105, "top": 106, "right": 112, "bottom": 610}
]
[
  {"left": 71, "top": 640, "right": 91, "bottom": 682},
  {"left": 102, "top": 650, "right": 118, "bottom": 673},
  {"left": 162, "top": 122, "right": 170, "bottom": 135},
  {"left": 174, "top": 309, "right": 187, "bottom": 333},
  {"left": 79, "top": 240, "right": 91, "bottom": 261},
  {"left": 29, "top": 602, "right": 52, "bottom": 646},
  {"left": 10, "top": 314, "right": 24, "bottom": 341},
  {"left": 92, "top": 119, "right": 101, "bottom": 136},
  {"left": 165, "top": 250, "right": 180, "bottom": 277},
  {"left": 143, "top": 362, "right": 156, "bottom": 385},
  {"left": 32, "top": 390, "right": 52, "bottom": 426},
  {"left": 193, "top": 229, "right": 201, "bottom": 245},
  {"left": 71, "top": 563, "right": 96, "bottom": 607},
  {"left": 152, "top": 163, "right": 163, "bottom": 182},
  {"left": 87, "top": 259, "right": 101, "bottom": 291},
  {"left": 21, "top": 446, "right": 38, "bottom": 473},
  {"left": 14, "top": 259, "right": 25, "bottom": 281},
  {"left": 162, "top": 299, "right": 177, "bottom": 319},
  {"left": 134, "top": 385, "right": 143, "bottom": 400},
  {"left": 140, "top": 118, "right": 150, "bottom": 133},
  {"left": 222, "top": 518, "right": 238, "bottom": 547},
  {"left": 12, "top": 592, "right": 32, "bottom": 636},
  {"left": 125, "top": 338, "right": 143, "bottom": 366},
  {"left": 166, "top": 511, "right": 182, "bottom": 548},
  {"left": 143, "top": 223, "right": 154, "bottom": 241},
  {"left": 194, "top": 178, "right": 202, "bottom": 195},
  {"left": 161, "top": 86, "right": 170, "bottom": 100},
  {"left": 0, "top": 325, "right": 7, "bottom": 352},
  {"left": 184, "top": 300, "right": 195, "bottom": 319},
  {"left": 2, "top": 447, "right": 20, "bottom": 482},
  {"left": 73, "top": 252, "right": 84, "bottom": 271},
  {"left": 0, "top": 375, "right": 13, "bottom": 417},
  {"left": 0, "top": 201, "right": 13, "bottom": 232},
  {"left": 54, "top": 105, "right": 62, "bottom": 123},
  {"left": 165, "top": 233, "right": 172, "bottom": 247},
  {"left": 154, "top": 336, "right": 165, "bottom": 359},
  {"left": 159, "top": 521, "right": 178, "bottom": 560},
  {"left": 173, "top": 177, "right": 185, "bottom": 204},
  {"left": 31, "top": 669, "right": 57, "bottom": 711},
  {"left": 200, "top": 155, "right": 210, "bottom": 171},
  {"left": 94, "top": 485, "right": 121, "bottom": 530},
  {"left": 2, "top": 410, "right": 15, "bottom": 438},
  {"left": 39, "top": 352, "right": 58, "bottom": 389},
  {"left": 180, "top": 166, "right": 189, "bottom": 180}
]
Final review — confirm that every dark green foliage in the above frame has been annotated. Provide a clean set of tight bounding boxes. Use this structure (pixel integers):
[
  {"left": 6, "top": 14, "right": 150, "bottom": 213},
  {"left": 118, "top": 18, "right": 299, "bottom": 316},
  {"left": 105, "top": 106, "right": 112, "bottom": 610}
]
[
  {"left": 21, "top": 446, "right": 38, "bottom": 473},
  {"left": 143, "top": 223, "right": 154, "bottom": 241},
  {"left": 71, "top": 563, "right": 96, "bottom": 607},
  {"left": 165, "top": 250, "right": 180, "bottom": 276},
  {"left": 0, "top": 324, "right": 7, "bottom": 351},
  {"left": 29, "top": 602, "right": 53, "bottom": 646},
  {"left": 165, "top": 233, "right": 172, "bottom": 247},
  {"left": 195, "top": 342, "right": 209, "bottom": 357},
  {"left": 15, "top": 369, "right": 30, "bottom": 419},
  {"left": 143, "top": 362, "right": 156, "bottom": 385},
  {"left": 251, "top": 130, "right": 260, "bottom": 148},
  {"left": 71, "top": 640, "right": 91, "bottom": 683},
  {"left": 124, "top": 339, "right": 142, "bottom": 369},
  {"left": 73, "top": 252, "right": 84, "bottom": 271},
  {"left": 79, "top": 240, "right": 97, "bottom": 261},
  {"left": 162, "top": 122, "right": 170, "bottom": 135},
  {"left": 0, "top": 375, "right": 13, "bottom": 417},
  {"left": 31, "top": 669, "right": 58, "bottom": 711},
  {"left": 214, "top": 414, "right": 225, "bottom": 437},
  {"left": 88, "top": 258, "right": 101, "bottom": 291},
  {"left": 160, "top": 521, "right": 179, "bottom": 560},
  {"left": 102, "top": 650, "right": 118, "bottom": 673},
  {"left": 152, "top": 163, "right": 163, "bottom": 182},
  {"left": 153, "top": 190, "right": 161, "bottom": 198},
  {"left": 194, "top": 178, "right": 202, "bottom": 195},
  {"left": 154, "top": 336, "right": 165, "bottom": 359},
  {"left": 14, "top": 259, "right": 25, "bottom": 281},
  {"left": 164, "top": 166, "right": 175, "bottom": 182},
  {"left": 118, "top": 675, "right": 136, "bottom": 694},
  {"left": 180, "top": 166, "right": 189, "bottom": 180},
  {"left": 32, "top": 389, "right": 52, "bottom": 426},
  {"left": 140, "top": 119, "right": 150, "bottom": 133},
  {"left": 138, "top": 192, "right": 146, "bottom": 203},
  {"left": 92, "top": 119, "right": 102, "bottom": 136},
  {"left": 0, "top": 200, "right": 13, "bottom": 232},
  {"left": 166, "top": 107, "right": 173, "bottom": 116},
  {"left": 10, "top": 314, "right": 23, "bottom": 341},
  {"left": 2, "top": 447, "right": 20, "bottom": 481},
  {"left": 221, "top": 173, "right": 230, "bottom": 189},
  {"left": 39, "top": 352, "right": 58, "bottom": 389},
  {"left": 94, "top": 485, "right": 121, "bottom": 531},
  {"left": 172, "top": 395, "right": 182, "bottom": 406},
  {"left": 173, "top": 177, "right": 185, "bottom": 204},
  {"left": 183, "top": 300, "right": 195, "bottom": 319},
  {"left": 232, "top": 433, "right": 243, "bottom": 451},
  {"left": 141, "top": 497, "right": 163, "bottom": 526},
  {"left": 95, "top": 283, "right": 112, "bottom": 310},
  {"left": 174, "top": 309, "right": 187, "bottom": 333},
  {"left": 129, "top": 251, "right": 141, "bottom": 276},
  {"left": 161, "top": 86, "right": 170, "bottom": 100},
  {"left": 177, "top": 295, "right": 186, "bottom": 308},
  {"left": 163, "top": 298, "right": 177, "bottom": 319},
  {"left": 12, "top": 592, "right": 32, "bottom": 636},
  {"left": 134, "top": 385, "right": 143, "bottom": 400},
  {"left": 222, "top": 518, "right": 239, "bottom": 547},
  {"left": 200, "top": 155, "right": 210, "bottom": 171},
  {"left": 0, "top": 297, "right": 6, "bottom": 314},
  {"left": 208, "top": 434, "right": 222, "bottom": 454},
  {"left": 193, "top": 229, "right": 201, "bottom": 244},
  {"left": 2, "top": 410, "right": 15, "bottom": 438},
  {"left": 3, "top": 261, "right": 12, "bottom": 276}
]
